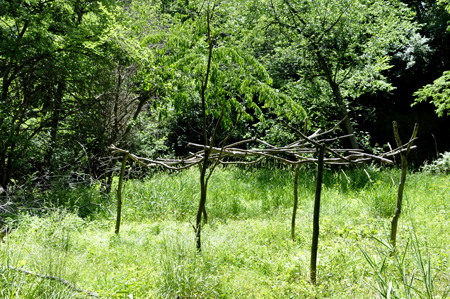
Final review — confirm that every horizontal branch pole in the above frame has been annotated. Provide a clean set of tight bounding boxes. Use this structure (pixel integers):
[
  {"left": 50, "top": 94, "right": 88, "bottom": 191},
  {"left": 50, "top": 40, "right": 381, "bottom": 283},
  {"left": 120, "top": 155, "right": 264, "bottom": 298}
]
[
  {"left": 382, "top": 139, "right": 418, "bottom": 158},
  {"left": 109, "top": 116, "right": 419, "bottom": 174},
  {"left": 110, "top": 145, "right": 203, "bottom": 169},
  {"left": 189, "top": 143, "right": 395, "bottom": 165},
  {"left": 219, "top": 157, "right": 265, "bottom": 165},
  {"left": 111, "top": 140, "right": 411, "bottom": 171},
  {"left": 281, "top": 120, "right": 356, "bottom": 163}
]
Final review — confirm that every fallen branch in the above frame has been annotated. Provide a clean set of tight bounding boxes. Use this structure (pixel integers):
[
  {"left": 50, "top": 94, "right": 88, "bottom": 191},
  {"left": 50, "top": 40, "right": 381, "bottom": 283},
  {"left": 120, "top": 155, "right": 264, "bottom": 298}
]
[{"left": 4, "top": 265, "right": 99, "bottom": 297}]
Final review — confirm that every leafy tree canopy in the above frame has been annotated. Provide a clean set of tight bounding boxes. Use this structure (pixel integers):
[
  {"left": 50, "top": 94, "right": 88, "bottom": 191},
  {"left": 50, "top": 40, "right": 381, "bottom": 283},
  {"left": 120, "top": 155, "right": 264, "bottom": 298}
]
[
  {"left": 150, "top": 0, "right": 306, "bottom": 129},
  {"left": 412, "top": 0, "right": 450, "bottom": 116},
  {"left": 230, "top": 0, "right": 426, "bottom": 149},
  {"left": 0, "top": 0, "right": 127, "bottom": 190}
]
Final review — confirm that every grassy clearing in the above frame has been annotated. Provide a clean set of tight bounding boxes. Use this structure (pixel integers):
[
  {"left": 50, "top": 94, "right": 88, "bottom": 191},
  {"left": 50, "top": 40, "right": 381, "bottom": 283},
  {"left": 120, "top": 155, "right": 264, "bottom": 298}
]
[{"left": 1, "top": 166, "right": 450, "bottom": 298}]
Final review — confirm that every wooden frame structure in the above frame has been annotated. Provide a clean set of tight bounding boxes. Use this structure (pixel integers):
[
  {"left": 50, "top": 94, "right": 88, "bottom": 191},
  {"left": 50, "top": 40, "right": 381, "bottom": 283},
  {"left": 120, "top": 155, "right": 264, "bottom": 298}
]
[{"left": 109, "top": 117, "right": 418, "bottom": 284}]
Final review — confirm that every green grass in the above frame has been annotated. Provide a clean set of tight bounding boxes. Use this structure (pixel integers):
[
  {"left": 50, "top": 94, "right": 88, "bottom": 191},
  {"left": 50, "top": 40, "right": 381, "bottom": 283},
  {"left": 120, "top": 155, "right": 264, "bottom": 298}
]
[{"left": 1, "top": 166, "right": 450, "bottom": 298}]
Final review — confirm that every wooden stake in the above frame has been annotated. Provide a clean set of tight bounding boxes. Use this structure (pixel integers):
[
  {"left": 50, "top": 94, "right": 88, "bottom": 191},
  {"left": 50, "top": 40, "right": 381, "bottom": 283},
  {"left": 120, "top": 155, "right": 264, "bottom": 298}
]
[
  {"left": 292, "top": 165, "right": 300, "bottom": 240},
  {"left": 310, "top": 144, "right": 325, "bottom": 284},
  {"left": 115, "top": 153, "right": 128, "bottom": 234},
  {"left": 390, "top": 122, "right": 418, "bottom": 247}
]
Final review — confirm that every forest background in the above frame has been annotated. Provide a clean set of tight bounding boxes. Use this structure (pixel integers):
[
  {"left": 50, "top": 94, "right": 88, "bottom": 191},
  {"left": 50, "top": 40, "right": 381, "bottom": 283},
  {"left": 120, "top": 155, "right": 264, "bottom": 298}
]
[{"left": 0, "top": 0, "right": 450, "bottom": 196}]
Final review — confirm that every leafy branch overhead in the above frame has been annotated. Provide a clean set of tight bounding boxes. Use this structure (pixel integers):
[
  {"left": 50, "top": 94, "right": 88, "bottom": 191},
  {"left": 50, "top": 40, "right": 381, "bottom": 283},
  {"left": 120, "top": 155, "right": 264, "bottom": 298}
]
[
  {"left": 159, "top": 0, "right": 306, "bottom": 126},
  {"left": 265, "top": 0, "right": 423, "bottom": 96},
  {"left": 413, "top": 71, "right": 450, "bottom": 117}
]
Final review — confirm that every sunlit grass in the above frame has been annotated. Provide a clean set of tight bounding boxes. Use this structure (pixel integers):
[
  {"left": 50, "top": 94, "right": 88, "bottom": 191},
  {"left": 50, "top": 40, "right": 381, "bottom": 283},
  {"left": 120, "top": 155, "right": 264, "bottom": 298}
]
[{"left": 1, "top": 166, "right": 449, "bottom": 298}]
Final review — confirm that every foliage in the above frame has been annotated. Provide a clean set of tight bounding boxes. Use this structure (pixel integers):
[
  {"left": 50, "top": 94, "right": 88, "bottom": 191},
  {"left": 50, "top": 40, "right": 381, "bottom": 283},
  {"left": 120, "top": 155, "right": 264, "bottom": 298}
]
[
  {"left": 130, "top": 112, "right": 174, "bottom": 160},
  {"left": 411, "top": 0, "right": 450, "bottom": 118},
  {"left": 160, "top": 0, "right": 305, "bottom": 125},
  {"left": 0, "top": 0, "right": 180, "bottom": 193},
  {"left": 421, "top": 151, "right": 450, "bottom": 174},
  {"left": 268, "top": 0, "right": 417, "bottom": 96},
  {"left": 0, "top": 0, "right": 443, "bottom": 193},
  {"left": 0, "top": 0, "right": 122, "bottom": 191},
  {"left": 413, "top": 70, "right": 450, "bottom": 117},
  {"left": 438, "top": 0, "right": 450, "bottom": 15},
  {"left": 244, "top": 0, "right": 426, "bottom": 147}
]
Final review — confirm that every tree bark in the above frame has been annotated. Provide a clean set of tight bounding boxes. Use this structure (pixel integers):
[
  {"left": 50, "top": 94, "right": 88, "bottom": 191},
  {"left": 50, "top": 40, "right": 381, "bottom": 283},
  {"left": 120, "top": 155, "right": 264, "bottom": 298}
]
[
  {"left": 310, "top": 144, "right": 325, "bottom": 285},
  {"left": 390, "top": 153, "right": 407, "bottom": 247}
]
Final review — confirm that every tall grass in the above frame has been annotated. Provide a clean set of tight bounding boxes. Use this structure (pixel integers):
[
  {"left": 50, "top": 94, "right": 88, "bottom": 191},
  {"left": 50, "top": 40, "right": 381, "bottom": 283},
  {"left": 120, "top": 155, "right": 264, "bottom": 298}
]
[{"left": 0, "top": 165, "right": 449, "bottom": 298}]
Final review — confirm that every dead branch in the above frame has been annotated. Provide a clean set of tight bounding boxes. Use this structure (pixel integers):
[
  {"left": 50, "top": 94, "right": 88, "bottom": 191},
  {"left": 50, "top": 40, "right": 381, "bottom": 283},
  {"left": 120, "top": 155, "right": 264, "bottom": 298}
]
[{"left": 5, "top": 266, "right": 98, "bottom": 297}]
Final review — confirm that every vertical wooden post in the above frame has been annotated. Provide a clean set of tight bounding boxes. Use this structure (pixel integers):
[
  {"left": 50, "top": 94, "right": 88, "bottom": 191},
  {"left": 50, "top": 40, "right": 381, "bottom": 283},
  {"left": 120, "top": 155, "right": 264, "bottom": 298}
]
[
  {"left": 292, "top": 165, "right": 300, "bottom": 240},
  {"left": 115, "top": 153, "right": 128, "bottom": 234},
  {"left": 310, "top": 144, "right": 325, "bottom": 284},
  {"left": 390, "top": 122, "right": 418, "bottom": 247}
]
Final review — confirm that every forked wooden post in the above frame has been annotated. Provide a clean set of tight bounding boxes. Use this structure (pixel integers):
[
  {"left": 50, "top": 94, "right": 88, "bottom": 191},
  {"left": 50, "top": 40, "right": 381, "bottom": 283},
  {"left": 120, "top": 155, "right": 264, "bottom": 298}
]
[
  {"left": 310, "top": 144, "right": 325, "bottom": 285},
  {"left": 390, "top": 122, "right": 419, "bottom": 247},
  {"left": 115, "top": 153, "right": 129, "bottom": 234}
]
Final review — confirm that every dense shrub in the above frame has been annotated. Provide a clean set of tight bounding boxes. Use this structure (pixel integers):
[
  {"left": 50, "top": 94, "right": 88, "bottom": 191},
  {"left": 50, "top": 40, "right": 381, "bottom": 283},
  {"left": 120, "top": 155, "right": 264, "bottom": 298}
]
[{"left": 422, "top": 151, "right": 450, "bottom": 174}]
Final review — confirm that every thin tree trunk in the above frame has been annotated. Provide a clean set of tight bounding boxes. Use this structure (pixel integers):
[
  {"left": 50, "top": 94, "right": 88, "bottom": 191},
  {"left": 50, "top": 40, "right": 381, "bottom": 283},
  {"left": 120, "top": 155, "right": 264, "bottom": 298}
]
[
  {"left": 104, "top": 170, "right": 114, "bottom": 195},
  {"left": 195, "top": 7, "right": 214, "bottom": 252},
  {"left": 44, "top": 81, "right": 63, "bottom": 171},
  {"left": 103, "top": 91, "right": 150, "bottom": 196},
  {"left": 0, "top": 152, "right": 8, "bottom": 193},
  {"left": 310, "top": 144, "right": 325, "bottom": 285},
  {"left": 314, "top": 49, "right": 359, "bottom": 149},
  {"left": 115, "top": 153, "right": 128, "bottom": 234},
  {"left": 0, "top": 64, "right": 18, "bottom": 192},
  {"left": 196, "top": 163, "right": 208, "bottom": 251},
  {"left": 0, "top": 144, "right": 16, "bottom": 194}
]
